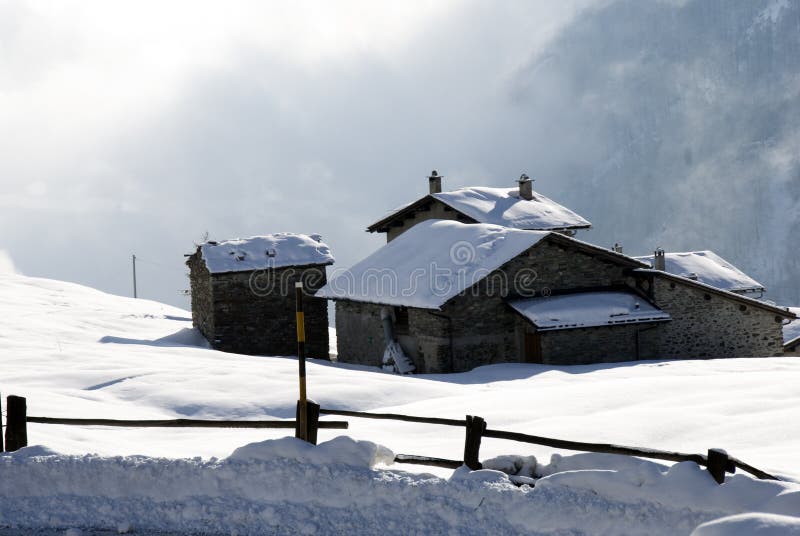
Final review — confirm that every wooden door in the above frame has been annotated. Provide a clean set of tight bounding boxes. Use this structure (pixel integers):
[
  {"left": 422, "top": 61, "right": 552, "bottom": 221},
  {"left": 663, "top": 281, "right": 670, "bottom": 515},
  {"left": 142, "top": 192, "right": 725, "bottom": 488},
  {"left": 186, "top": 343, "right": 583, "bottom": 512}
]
[{"left": 524, "top": 330, "right": 543, "bottom": 364}]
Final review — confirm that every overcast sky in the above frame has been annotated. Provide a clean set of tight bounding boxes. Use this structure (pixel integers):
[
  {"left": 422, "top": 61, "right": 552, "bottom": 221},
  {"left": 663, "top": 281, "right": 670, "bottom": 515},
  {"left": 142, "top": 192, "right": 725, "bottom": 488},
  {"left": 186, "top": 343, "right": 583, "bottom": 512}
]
[
  {"left": 3, "top": 0, "right": 799, "bottom": 308},
  {"left": 0, "top": 0, "right": 600, "bottom": 307}
]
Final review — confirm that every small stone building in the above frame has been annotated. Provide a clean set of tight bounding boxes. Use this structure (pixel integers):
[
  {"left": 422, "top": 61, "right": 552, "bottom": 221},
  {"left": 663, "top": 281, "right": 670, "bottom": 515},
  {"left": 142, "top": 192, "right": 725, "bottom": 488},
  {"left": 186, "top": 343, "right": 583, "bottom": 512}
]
[
  {"left": 366, "top": 171, "right": 591, "bottom": 242},
  {"left": 317, "top": 220, "right": 795, "bottom": 372},
  {"left": 186, "top": 233, "right": 333, "bottom": 358}
]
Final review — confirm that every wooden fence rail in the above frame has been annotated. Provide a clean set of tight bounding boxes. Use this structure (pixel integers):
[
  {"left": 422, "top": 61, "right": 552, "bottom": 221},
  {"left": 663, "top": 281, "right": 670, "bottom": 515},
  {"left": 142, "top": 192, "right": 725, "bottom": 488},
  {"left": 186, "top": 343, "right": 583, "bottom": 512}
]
[
  {"left": 26, "top": 417, "right": 349, "bottom": 430},
  {"left": 2, "top": 395, "right": 780, "bottom": 485},
  {"left": 318, "top": 407, "right": 779, "bottom": 483}
]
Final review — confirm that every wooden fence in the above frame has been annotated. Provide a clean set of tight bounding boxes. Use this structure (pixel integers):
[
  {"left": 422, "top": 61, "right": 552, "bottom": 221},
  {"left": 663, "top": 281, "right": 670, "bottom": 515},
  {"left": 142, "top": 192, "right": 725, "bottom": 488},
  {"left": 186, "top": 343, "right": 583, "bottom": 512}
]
[{"left": 1, "top": 394, "right": 778, "bottom": 485}]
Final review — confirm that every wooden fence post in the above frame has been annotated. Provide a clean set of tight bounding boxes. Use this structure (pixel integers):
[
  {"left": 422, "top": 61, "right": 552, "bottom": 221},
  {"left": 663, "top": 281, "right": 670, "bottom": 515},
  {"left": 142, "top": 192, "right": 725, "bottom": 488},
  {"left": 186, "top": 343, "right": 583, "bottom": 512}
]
[
  {"left": 295, "top": 282, "right": 308, "bottom": 442},
  {"left": 463, "top": 415, "right": 485, "bottom": 470},
  {"left": 5, "top": 396, "right": 27, "bottom": 452},
  {"left": 707, "top": 448, "right": 735, "bottom": 484},
  {"left": 307, "top": 401, "right": 320, "bottom": 445}
]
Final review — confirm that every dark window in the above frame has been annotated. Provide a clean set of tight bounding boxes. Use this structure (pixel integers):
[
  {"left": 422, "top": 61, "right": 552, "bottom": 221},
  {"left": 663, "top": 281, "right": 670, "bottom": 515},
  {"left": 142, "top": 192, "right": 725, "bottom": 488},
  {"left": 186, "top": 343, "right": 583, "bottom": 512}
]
[{"left": 394, "top": 307, "right": 409, "bottom": 333}]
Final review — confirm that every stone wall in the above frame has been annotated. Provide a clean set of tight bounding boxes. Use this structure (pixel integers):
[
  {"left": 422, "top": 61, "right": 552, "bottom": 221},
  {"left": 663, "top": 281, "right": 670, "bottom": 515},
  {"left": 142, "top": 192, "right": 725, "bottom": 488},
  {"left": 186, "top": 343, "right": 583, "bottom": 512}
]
[
  {"left": 188, "top": 252, "right": 329, "bottom": 358},
  {"left": 334, "top": 300, "right": 387, "bottom": 366},
  {"left": 539, "top": 324, "right": 660, "bottom": 365},
  {"left": 187, "top": 253, "right": 214, "bottom": 341},
  {"left": 645, "top": 275, "right": 785, "bottom": 359}
]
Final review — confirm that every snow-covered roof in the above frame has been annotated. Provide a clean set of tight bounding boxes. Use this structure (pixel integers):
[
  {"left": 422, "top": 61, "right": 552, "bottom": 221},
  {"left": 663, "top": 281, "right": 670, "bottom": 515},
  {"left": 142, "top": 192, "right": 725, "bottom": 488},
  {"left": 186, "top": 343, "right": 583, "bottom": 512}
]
[
  {"left": 634, "top": 251, "right": 764, "bottom": 294},
  {"left": 368, "top": 186, "right": 591, "bottom": 232},
  {"left": 317, "top": 220, "right": 549, "bottom": 309},
  {"left": 433, "top": 187, "right": 591, "bottom": 230},
  {"left": 509, "top": 291, "right": 671, "bottom": 331},
  {"left": 784, "top": 307, "right": 800, "bottom": 347},
  {"left": 200, "top": 234, "right": 334, "bottom": 274}
]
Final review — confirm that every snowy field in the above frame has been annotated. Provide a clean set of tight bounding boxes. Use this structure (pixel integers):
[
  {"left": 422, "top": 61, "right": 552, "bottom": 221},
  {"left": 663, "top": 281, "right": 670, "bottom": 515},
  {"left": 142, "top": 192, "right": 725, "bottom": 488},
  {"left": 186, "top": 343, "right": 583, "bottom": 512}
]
[{"left": 1, "top": 273, "right": 800, "bottom": 535}]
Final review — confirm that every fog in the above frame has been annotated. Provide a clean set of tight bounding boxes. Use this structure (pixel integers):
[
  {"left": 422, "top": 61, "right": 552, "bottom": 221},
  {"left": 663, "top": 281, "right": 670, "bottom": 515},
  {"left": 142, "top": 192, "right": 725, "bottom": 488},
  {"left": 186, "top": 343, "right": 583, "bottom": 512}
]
[{"left": 1, "top": 0, "right": 797, "bottom": 308}]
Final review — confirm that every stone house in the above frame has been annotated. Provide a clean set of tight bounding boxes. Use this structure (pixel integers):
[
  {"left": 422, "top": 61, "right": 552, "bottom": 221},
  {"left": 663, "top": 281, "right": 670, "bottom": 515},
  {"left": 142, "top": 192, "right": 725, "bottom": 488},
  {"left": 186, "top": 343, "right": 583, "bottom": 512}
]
[
  {"left": 186, "top": 233, "right": 333, "bottom": 358},
  {"left": 366, "top": 171, "right": 591, "bottom": 242},
  {"left": 317, "top": 219, "right": 795, "bottom": 372}
]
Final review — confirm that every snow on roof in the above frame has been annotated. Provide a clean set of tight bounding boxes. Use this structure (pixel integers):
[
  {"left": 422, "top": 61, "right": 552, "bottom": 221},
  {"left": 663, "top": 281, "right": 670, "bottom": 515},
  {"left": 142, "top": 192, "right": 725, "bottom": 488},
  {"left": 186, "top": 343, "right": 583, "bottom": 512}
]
[
  {"left": 784, "top": 307, "right": 800, "bottom": 346},
  {"left": 432, "top": 187, "right": 591, "bottom": 230},
  {"left": 509, "top": 291, "right": 671, "bottom": 331},
  {"left": 317, "top": 220, "right": 549, "bottom": 309},
  {"left": 634, "top": 251, "right": 764, "bottom": 293},
  {"left": 200, "top": 233, "right": 334, "bottom": 274}
]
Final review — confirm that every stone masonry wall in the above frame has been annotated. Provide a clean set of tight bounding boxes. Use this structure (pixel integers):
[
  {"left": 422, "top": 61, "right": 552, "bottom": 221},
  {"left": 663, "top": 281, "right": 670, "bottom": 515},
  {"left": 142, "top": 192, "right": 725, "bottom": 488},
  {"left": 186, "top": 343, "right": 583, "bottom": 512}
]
[
  {"left": 539, "top": 323, "right": 660, "bottom": 365},
  {"left": 334, "top": 300, "right": 387, "bottom": 367},
  {"left": 187, "top": 253, "right": 215, "bottom": 341},
  {"left": 646, "top": 276, "right": 785, "bottom": 359},
  {"left": 188, "top": 252, "right": 329, "bottom": 358}
]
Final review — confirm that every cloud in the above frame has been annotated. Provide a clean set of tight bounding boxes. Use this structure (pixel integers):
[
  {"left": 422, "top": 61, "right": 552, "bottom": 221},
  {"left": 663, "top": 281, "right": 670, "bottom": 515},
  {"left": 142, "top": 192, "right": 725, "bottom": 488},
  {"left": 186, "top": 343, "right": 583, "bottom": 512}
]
[
  {"left": 3, "top": 0, "right": 797, "bottom": 309},
  {"left": 0, "top": 0, "right": 593, "bottom": 306}
]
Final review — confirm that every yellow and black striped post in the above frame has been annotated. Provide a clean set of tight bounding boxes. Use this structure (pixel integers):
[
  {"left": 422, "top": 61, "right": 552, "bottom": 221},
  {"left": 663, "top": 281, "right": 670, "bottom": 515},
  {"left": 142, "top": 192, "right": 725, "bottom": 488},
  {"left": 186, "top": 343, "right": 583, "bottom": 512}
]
[{"left": 295, "top": 282, "right": 308, "bottom": 441}]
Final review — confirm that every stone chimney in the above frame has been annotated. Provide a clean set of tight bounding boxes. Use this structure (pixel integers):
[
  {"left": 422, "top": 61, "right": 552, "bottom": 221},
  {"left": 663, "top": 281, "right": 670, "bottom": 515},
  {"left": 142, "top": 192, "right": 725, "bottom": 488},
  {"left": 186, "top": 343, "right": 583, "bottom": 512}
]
[
  {"left": 428, "top": 170, "right": 442, "bottom": 194},
  {"left": 654, "top": 248, "right": 666, "bottom": 271},
  {"left": 612, "top": 243, "right": 623, "bottom": 254},
  {"left": 518, "top": 174, "right": 534, "bottom": 200}
]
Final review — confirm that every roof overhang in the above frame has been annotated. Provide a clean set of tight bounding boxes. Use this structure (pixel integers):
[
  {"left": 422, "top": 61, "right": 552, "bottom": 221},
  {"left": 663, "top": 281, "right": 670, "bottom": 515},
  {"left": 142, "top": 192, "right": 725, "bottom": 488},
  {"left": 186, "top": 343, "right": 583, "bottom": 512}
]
[{"left": 509, "top": 290, "right": 671, "bottom": 332}]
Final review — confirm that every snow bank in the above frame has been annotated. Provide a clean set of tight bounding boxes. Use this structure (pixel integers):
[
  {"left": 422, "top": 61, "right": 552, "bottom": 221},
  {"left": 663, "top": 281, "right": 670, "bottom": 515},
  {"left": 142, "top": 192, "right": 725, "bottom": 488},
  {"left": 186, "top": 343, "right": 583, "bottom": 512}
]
[
  {"left": 4, "top": 272, "right": 800, "bottom": 533},
  {"left": 228, "top": 435, "right": 394, "bottom": 467},
  {"left": 3, "top": 443, "right": 799, "bottom": 535},
  {"left": 692, "top": 513, "right": 800, "bottom": 536},
  {"left": 318, "top": 220, "right": 548, "bottom": 308},
  {"left": 200, "top": 233, "right": 334, "bottom": 274}
]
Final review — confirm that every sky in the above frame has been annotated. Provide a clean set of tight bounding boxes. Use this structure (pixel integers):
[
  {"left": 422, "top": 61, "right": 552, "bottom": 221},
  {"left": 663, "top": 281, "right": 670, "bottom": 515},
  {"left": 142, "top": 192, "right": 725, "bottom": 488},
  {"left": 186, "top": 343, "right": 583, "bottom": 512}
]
[
  {"left": 2, "top": 0, "right": 798, "bottom": 308},
  {"left": 0, "top": 0, "right": 596, "bottom": 307}
]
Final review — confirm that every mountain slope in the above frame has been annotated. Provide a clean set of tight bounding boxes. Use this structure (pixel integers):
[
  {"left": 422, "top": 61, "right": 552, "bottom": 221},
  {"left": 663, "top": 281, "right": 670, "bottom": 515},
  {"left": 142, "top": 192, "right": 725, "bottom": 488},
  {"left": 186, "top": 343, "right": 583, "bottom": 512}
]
[{"left": 513, "top": 0, "right": 800, "bottom": 303}]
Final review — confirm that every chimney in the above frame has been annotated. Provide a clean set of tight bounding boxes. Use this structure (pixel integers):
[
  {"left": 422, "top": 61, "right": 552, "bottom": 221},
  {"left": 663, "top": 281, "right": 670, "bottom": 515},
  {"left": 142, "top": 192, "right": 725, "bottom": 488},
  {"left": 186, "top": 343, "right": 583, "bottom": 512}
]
[
  {"left": 613, "top": 243, "right": 623, "bottom": 254},
  {"left": 654, "top": 248, "right": 666, "bottom": 271},
  {"left": 518, "top": 173, "right": 534, "bottom": 200},
  {"left": 428, "top": 170, "right": 442, "bottom": 194}
]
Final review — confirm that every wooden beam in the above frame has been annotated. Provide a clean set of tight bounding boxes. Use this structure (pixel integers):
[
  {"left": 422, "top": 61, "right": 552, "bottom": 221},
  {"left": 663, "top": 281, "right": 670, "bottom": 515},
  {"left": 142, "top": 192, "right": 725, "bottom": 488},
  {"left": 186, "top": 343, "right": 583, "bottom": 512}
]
[
  {"left": 394, "top": 454, "right": 462, "bottom": 469},
  {"left": 26, "top": 417, "right": 347, "bottom": 429},
  {"left": 319, "top": 408, "right": 465, "bottom": 427}
]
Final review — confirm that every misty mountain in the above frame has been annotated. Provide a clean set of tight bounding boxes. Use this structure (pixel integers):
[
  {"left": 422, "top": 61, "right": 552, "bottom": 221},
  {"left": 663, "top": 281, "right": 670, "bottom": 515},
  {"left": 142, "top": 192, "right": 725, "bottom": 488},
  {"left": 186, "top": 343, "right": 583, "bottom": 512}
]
[{"left": 513, "top": 0, "right": 800, "bottom": 303}]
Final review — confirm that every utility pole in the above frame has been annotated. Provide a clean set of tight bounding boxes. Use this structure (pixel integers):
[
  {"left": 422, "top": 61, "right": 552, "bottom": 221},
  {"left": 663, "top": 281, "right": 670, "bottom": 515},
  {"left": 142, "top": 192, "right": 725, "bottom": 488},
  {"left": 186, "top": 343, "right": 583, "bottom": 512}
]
[{"left": 132, "top": 254, "right": 138, "bottom": 298}]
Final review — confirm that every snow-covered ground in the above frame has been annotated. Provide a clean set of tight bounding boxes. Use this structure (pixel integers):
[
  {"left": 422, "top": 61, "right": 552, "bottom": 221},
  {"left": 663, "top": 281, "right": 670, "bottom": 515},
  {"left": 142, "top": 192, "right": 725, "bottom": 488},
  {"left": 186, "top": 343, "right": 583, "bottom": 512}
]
[{"left": 2, "top": 273, "right": 800, "bottom": 535}]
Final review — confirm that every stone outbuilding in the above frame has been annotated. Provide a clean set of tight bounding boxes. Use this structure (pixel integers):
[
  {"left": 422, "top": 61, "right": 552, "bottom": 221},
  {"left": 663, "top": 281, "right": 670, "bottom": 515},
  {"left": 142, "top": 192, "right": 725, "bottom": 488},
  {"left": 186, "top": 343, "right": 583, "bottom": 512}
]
[
  {"left": 366, "top": 171, "right": 591, "bottom": 242},
  {"left": 318, "top": 220, "right": 795, "bottom": 372},
  {"left": 186, "top": 233, "right": 333, "bottom": 358}
]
